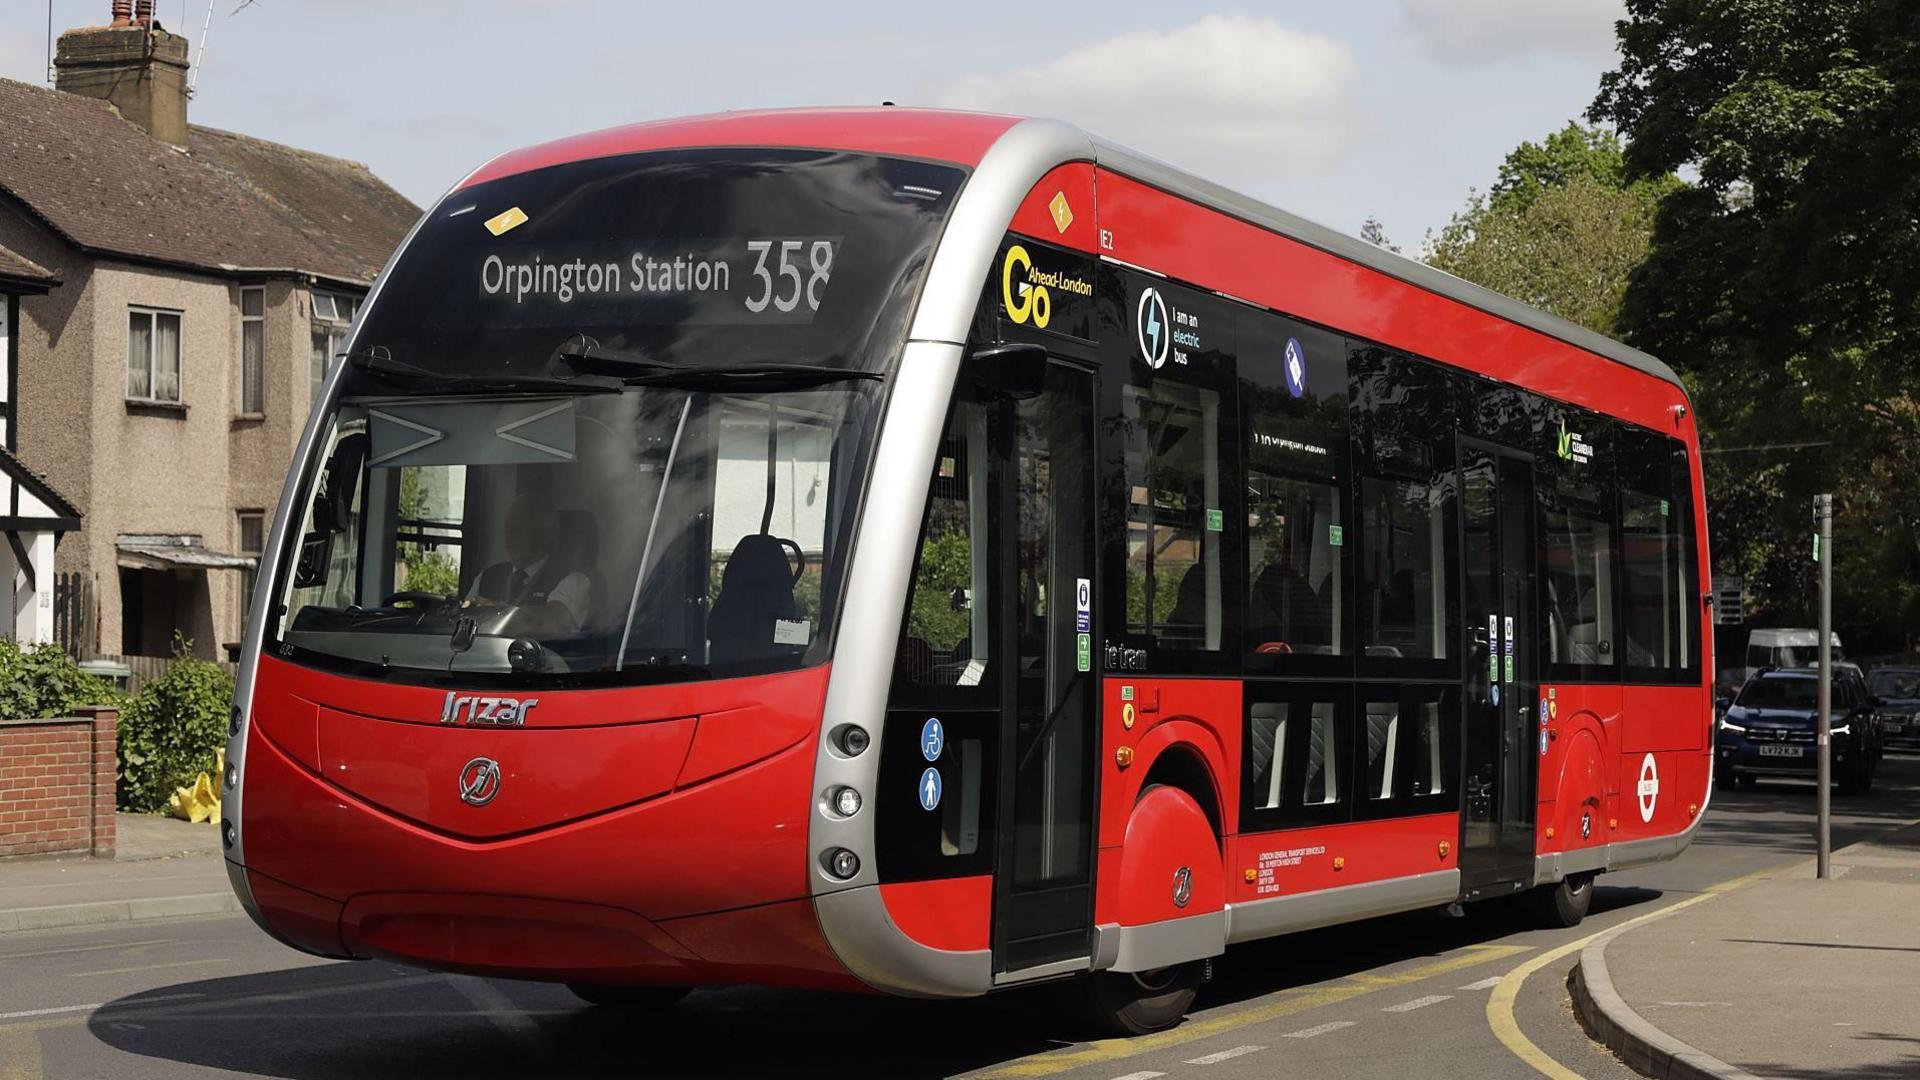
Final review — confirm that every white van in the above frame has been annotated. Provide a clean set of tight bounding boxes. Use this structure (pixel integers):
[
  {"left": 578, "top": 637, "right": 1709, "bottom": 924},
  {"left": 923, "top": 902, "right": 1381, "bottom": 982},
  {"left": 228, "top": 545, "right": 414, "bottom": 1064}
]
[{"left": 1744, "top": 628, "right": 1845, "bottom": 682}]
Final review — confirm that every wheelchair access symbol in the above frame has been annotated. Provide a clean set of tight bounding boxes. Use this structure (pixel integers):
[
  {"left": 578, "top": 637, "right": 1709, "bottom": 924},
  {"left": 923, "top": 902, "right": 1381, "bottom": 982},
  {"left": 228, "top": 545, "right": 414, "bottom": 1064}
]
[{"left": 920, "top": 717, "right": 944, "bottom": 762}]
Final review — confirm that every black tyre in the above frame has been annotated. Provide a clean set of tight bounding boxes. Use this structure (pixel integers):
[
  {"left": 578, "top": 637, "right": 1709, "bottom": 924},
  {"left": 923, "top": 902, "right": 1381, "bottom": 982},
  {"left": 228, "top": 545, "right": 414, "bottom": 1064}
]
[
  {"left": 1080, "top": 961, "right": 1205, "bottom": 1036},
  {"left": 566, "top": 984, "right": 691, "bottom": 1010},
  {"left": 1530, "top": 872, "right": 1594, "bottom": 929}
]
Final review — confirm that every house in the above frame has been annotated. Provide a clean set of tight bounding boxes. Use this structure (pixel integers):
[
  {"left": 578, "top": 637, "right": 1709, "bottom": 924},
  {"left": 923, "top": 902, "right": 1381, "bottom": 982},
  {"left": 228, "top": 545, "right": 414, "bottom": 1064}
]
[
  {"left": 0, "top": 3, "right": 419, "bottom": 660},
  {"left": 0, "top": 244, "right": 82, "bottom": 646}
]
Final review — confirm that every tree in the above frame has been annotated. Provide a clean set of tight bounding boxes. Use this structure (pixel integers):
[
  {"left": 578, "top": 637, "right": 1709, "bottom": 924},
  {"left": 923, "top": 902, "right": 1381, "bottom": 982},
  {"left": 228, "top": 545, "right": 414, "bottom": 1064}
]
[
  {"left": 1424, "top": 123, "right": 1675, "bottom": 336},
  {"left": 1592, "top": 0, "right": 1920, "bottom": 650},
  {"left": 1360, "top": 216, "right": 1400, "bottom": 254}
]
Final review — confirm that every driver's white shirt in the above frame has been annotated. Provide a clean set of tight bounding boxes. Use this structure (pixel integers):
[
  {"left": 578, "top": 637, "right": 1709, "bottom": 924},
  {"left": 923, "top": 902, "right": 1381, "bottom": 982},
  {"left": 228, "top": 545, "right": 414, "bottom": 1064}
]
[{"left": 464, "top": 555, "right": 591, "bottom": 629}]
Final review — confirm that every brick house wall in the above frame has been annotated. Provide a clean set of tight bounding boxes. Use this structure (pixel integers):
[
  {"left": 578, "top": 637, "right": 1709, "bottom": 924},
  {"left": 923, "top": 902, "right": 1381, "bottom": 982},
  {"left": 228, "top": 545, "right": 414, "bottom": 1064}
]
[{"left": 0, "top": 706, "right": 117, "bottom": 858}]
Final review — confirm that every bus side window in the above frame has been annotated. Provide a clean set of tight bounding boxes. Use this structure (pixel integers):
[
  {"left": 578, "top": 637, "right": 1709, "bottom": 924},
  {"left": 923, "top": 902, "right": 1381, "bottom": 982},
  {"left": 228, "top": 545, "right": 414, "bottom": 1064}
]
[
  {"left": 1243, "top": 689, "right": 1353, "bottom": 827},
  {"left": 1122, "top": 381, "right": 1226, "bottom": 654},
  {"left": 896, "top": 402, "right": 992, "bottom": 688},
  {"left": 1618, "top": 430, "right": 1698, "bottom": 681}
]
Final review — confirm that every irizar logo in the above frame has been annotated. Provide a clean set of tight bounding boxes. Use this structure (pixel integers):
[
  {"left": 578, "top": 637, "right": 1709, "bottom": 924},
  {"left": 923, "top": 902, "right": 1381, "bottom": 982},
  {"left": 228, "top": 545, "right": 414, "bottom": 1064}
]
[
  {"left": 441, "top": 692, "right": 537, "bottom": 727},
  {"left": 1137, "top": 287, "right": 1170, "bottom": 369}
]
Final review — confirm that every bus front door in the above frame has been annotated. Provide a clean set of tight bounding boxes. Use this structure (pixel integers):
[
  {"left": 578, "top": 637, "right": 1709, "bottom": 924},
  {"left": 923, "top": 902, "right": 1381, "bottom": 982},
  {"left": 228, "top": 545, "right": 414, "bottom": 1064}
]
[
  {"left": 990, "top": 358, "right": 1099, "bottom": 977},
  {"left": 1458, "top": 441, "right": 1540, "bottom": 899}
]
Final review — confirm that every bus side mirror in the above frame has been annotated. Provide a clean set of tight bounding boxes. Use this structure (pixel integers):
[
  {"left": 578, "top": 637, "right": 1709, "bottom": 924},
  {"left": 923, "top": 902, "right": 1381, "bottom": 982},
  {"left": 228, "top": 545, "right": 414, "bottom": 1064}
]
[
  {"left": 294, "top": 531, "right": 331, "bottom": 588},
  {"left": 966, "top": 342, "right": 1047, "bottom": 400}
]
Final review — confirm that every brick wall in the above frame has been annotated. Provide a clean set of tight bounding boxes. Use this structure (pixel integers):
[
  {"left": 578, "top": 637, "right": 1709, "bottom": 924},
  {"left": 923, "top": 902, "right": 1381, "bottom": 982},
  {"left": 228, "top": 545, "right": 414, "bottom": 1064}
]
[{"left": 0, "top": 706, "right": 116, "bottom": 858}]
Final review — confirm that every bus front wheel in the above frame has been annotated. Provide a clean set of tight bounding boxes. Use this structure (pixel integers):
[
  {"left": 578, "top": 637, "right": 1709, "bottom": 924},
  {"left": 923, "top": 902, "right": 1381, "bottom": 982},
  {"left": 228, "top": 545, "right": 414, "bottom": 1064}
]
[
  {"left": 566, "top": 984, "right": 690, "bottom": 1010},
  {"left": 1529, "top": 872, "right": 1594, "bottom": 929},
  {"left": 1080, "top": 961, "right": 1204, "bottom": 1036}
]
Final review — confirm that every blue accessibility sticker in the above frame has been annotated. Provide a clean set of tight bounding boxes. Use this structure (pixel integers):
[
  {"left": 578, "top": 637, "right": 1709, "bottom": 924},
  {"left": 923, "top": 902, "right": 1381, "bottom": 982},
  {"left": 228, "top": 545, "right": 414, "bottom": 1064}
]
[
  {"left": 920, "top": 717, "right": 945, "bottom": 762},
  {"left": 918, "top": 767, "right": 942, "bottom": 812},
  {"left": 1491, "top": 684, "right": 1501, "bottom": 707},
  {"left": 1284, "top": 337, "right": 1308, "bottom": 398}
]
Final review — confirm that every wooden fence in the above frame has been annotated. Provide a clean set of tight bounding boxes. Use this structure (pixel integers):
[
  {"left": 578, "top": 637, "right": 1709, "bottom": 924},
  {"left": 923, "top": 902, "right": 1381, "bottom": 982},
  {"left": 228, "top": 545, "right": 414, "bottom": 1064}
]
[{"left": 53, "top": 571, "right": 98, "bottom": 660}]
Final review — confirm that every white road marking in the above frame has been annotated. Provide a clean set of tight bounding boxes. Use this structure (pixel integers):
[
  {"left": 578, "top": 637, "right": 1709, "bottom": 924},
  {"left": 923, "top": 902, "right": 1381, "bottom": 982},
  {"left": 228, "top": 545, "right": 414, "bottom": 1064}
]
[
  {"left": 1109, "top": 1073, "right": 1165, "bottom": 1080},
  {"left": 0, "top": 939, "right": 180, "bottom": 961},
  {"left": 1283, "top": 1021, "right": 1355, "bottom": 1039},
  {"left": 68, "top": 958, "right": 230, "bottom": 978},
  {"left": 1458, "top": 976, "right": 1504, "bottom": 991},
  {"left": 1184, "top": 1045, "right": 1264, "bottom": 1065},
  {"left": 0, "top": 1003, "right": 101, "bottom": 1020},
  {"left": 1383, "top": 994, "right": 1452, "bottom": 1012}
]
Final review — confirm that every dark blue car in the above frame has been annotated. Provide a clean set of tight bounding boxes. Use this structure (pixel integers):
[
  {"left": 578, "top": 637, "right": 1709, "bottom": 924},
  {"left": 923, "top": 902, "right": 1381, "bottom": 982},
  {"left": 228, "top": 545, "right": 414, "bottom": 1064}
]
[
  {"left": 1868, "top": 667, "right": 1920, "bottom": 751},
  {"left": 1715, "top": 668, "right": 1880, "bottom": 793}
]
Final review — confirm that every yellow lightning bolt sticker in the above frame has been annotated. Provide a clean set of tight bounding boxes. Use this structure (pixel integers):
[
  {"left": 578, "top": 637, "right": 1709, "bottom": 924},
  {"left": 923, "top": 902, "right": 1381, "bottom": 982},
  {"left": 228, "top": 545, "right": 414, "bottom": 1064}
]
[
  {"left": 484, "top": 206, "right": 529, "bottom": 237},
  {"left": 1048, "top": 191, "right": 1073, "bottom": 234}
]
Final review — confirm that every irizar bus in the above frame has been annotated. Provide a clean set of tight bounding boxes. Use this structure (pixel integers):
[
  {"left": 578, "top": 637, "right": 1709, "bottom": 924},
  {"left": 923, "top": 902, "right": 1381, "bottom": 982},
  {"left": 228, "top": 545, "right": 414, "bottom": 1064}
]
[{"left": 225, "top": 109, "right": 1712, "bottom": 1035}]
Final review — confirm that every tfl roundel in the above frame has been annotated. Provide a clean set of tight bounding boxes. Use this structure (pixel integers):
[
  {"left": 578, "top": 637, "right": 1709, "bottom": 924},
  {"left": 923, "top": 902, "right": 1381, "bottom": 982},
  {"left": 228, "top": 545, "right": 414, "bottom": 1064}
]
[{"left": 1136, "top": 288, "right": 1170, "bottom": 370}]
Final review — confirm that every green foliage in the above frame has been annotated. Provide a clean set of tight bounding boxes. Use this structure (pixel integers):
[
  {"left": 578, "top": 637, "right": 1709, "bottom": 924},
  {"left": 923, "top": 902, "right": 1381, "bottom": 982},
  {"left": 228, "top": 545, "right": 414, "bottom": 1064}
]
[
  {"left": 396, "top": 467, "right": 459, "bottom": 595},
  {"left": 907, "top": 525, "right": 972, "bottom": 651},
  {"left": 1592, "top": 0, "right": 1920, "bottom": 649},
  {"left": 0, "top": 640, "right": 121, "bottom": 722},
  {"left": 117, "top": 636, "right": 234, "bottom": 814}
]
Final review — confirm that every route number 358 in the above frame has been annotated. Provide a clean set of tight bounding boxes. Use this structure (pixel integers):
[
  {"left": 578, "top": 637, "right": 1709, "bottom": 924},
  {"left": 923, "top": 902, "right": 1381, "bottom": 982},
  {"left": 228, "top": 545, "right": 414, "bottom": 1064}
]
[{"left": 745, "top": 239, "right": 835, "bottom": 314}]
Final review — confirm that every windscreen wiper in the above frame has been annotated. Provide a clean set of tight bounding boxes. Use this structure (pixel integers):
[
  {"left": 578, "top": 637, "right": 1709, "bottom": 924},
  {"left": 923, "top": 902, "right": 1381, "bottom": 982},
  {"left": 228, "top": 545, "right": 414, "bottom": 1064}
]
[
  {"left": 549, "top": 333, "right": 669, "bottom": 380},
  {"left": 621, "top": 363, "right": 883, "bottom": 391},
  {"left": 348, "top": 345, "right": 618, "bottom": 394}
]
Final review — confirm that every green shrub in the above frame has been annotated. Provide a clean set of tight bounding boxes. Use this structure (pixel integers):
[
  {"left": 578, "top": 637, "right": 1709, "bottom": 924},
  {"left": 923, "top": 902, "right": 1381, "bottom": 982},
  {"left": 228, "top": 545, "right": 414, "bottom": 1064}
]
[
  {"left": 0, "top": 639, "right": 121, "bottom": 721},
  {"left": 117, "top": 636, "right": 234, "bottom": 814}
]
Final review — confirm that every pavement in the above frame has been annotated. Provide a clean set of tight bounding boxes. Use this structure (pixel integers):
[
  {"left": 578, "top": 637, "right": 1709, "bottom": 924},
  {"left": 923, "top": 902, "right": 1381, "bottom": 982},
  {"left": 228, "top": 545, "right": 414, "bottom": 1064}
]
[
  {"left": 0, "top": 764, "right": 1914, "bottom": 1078},
  {"left": 1575, "top": 817, "right": 1920, "bottom": 1080},
  {"left": 0, "top": 814, "right": 233, "bottom": 934}
]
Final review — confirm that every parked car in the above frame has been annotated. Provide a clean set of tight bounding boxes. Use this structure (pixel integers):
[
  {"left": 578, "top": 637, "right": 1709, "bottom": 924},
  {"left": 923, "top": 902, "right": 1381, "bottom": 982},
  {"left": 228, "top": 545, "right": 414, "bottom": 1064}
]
[
  {"left": 1868, "top": 666, "right": 1920, "bottom": 752},
  {"left": 1716, "top": 668, "right": 1880, "bottom": 793}
]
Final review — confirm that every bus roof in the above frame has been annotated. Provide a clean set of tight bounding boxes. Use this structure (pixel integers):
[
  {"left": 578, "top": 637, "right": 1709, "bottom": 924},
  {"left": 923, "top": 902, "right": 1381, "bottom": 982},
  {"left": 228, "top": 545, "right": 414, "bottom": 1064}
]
[{"left": 456, "top": 108, "right": 1684, "bottom": 393}]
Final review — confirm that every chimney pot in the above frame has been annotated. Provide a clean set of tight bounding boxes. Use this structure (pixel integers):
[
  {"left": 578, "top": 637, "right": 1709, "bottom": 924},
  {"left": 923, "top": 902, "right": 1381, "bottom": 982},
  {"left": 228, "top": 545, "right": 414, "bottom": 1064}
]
[
  {"left": 133, "top": 1, "right": 154, "bottom": 27},
  {"left": 111, "top": 0, "right": 133, "bottom": 26}
]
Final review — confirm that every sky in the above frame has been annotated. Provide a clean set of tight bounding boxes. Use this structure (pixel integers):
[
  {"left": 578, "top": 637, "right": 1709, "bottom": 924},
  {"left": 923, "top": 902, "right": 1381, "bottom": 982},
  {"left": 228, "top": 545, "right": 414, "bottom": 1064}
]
[{"left": 0, "top": 0, "right": 1628, "bottom": 253}]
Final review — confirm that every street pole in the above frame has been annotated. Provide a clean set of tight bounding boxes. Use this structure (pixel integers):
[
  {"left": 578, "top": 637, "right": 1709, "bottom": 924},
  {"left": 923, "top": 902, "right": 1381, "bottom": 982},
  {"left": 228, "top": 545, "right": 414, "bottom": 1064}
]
[{"left": 1815, "top": 493, "right": 1833, "bottom": 880}]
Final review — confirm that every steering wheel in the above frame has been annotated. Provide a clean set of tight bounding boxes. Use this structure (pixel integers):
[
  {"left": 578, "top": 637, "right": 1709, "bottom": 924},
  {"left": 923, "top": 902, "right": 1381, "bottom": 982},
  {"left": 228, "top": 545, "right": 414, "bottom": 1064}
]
[
  {"left": 1255, "top": 641, "right": 1293, "bottom": 655},
  {"left": 381, "top": 590, "right": 447, "bottom": 610},
  {"left": 778, "top": 538, "right": 807, "bottom": 584}
]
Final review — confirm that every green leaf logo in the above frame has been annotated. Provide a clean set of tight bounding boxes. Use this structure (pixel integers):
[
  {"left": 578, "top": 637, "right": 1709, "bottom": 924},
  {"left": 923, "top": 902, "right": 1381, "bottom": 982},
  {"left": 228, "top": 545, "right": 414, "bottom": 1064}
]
[{"left": 1557, "top": 419, "right": 1573, "bottom": 460}]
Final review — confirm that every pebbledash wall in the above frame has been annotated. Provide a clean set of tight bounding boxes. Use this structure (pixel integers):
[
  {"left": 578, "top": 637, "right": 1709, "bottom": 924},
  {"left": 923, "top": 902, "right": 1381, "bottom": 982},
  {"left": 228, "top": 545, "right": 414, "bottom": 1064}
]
[{"left": 0, "top": 707, "right": 116, "bottom": 857}]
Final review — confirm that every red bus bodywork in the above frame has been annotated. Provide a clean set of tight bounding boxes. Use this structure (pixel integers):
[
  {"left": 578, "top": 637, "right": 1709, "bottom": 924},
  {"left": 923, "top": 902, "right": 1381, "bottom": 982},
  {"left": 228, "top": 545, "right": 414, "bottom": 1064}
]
[{"left": 227, "top": 109, "right": 1710, "bottom": 998}]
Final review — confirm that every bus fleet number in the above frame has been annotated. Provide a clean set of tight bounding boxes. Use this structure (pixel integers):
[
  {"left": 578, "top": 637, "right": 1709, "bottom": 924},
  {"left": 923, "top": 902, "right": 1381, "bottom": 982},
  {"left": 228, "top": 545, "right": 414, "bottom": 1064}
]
[{"left": 744, "top": 239, "right": 835, "bottom": 315}]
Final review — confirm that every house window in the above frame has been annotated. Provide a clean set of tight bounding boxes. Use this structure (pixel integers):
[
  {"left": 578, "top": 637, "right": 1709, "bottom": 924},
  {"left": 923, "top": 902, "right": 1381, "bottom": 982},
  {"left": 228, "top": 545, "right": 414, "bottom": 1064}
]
[
  {"left": 309, "top": 292, "right": 360, "bottom": 405},
  {"left": 237, "top": 510, "right": 265, "bottom": 633},
  {"left": 239, "top": 288, "right": 264, "bottom": 414},
  {"left": 127, "top": 307, "right": 183, "bottom": 404}
]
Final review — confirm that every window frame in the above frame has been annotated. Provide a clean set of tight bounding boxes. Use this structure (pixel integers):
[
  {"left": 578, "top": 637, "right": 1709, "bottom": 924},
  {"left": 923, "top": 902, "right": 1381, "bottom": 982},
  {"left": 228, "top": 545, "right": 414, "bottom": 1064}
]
[
  {"left": 1350, "top": 680, "right": 1461, "bottom": 821},
  {"left": 310, "top": 290, "right": 360, "bottom": 406},
  {"left": 126, "top": 305, "right": 185, "bottom": 406},
  {"left": 236, "top": 509, "right": 266, "bottom": 633},
  {"left": 239, "top": 287, "right": 265, "bottom": 416},
  {"left": 1539, "top": 402, "right": 1620, "bottom": 684},
  {"left": 1614, "top": 423, "right": 1701, "bottom": 685},
  {"left": 1240, "top": 683, "right": 1354, "bottom": 831}
]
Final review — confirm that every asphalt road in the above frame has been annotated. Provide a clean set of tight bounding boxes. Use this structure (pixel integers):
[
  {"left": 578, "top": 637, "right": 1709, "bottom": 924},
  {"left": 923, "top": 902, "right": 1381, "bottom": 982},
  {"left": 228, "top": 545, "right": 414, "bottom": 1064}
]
[{"left": 4, "top": 756, "right": 1917, "bottom": 1080}]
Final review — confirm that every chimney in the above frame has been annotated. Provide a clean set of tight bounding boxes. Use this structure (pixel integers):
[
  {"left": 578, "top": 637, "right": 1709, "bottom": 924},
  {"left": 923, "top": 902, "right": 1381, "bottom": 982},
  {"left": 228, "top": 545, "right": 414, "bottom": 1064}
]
[{"left": 53, "top": 2, "right": 191, "bottom": 146}]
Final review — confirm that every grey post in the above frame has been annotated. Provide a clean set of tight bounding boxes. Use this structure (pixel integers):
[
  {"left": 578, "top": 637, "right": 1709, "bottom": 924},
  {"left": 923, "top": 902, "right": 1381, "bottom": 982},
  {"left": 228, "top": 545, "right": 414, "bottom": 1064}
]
[{"left": 1815, "top": 492, "right": 1833, "bottom": 879}]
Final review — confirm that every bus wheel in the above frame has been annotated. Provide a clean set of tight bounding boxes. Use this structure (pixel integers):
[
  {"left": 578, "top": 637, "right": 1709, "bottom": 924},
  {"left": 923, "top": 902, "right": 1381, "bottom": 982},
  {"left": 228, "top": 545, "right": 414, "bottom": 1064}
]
[
  {"left": 1530, "top": 872, "right": 1594, "bottom": 929},
  {"left": 1080, "top": 961, "right": 1204, "bottom": 1036},
  {"left": 566, "top": 984, "right": 690, "bottom": 1010}
]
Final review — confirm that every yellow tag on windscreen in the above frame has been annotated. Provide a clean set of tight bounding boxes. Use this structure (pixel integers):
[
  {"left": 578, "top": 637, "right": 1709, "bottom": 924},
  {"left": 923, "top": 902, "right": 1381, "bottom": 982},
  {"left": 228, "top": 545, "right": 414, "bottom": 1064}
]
[{"left": 484, "top": 206, "right": 529, "bottom": 237}]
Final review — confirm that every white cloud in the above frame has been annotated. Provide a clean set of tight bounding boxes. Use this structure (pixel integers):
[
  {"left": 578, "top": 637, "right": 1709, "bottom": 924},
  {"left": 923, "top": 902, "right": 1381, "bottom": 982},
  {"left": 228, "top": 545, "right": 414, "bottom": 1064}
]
[
  {"left": 929, "top": 14, "right": 1361, "bottom": 186},
  {"left": 1396, "top": 0, "right": 1624, "bottom": 66}
]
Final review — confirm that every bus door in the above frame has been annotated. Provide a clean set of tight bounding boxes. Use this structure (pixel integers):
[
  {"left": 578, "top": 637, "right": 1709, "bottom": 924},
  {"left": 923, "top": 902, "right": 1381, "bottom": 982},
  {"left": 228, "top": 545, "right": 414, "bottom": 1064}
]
[
  {"left": 989, "top": 356, "right": 1100, "bottom": 977},
  {"left": 1458, "top": 440, "right": 1539, "bottom": 898}
]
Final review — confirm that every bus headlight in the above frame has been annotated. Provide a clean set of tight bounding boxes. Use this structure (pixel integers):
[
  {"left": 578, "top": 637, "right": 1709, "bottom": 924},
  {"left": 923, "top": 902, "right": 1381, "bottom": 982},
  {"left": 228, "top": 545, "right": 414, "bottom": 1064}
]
[
  {"left": 229, "top": 706, "right": 243, "bottom": 737},
  {"left": 831, "top": 786, "right": 862, "bottom": 818},
  {"left": 507, "top": 638, "right": 547, "bottom": 673},
  {"left": 823, "top": 847, "right": 860, "bottom": 880},
  {"left": 835, "top": 725, "right": 869, "bottom": 756}
]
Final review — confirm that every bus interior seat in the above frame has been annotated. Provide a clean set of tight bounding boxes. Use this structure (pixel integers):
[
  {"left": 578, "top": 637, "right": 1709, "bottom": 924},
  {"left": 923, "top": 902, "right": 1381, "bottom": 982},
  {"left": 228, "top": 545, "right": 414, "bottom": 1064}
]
[{"left": 708, "top": 533, "right": 801, "bottom": 665}]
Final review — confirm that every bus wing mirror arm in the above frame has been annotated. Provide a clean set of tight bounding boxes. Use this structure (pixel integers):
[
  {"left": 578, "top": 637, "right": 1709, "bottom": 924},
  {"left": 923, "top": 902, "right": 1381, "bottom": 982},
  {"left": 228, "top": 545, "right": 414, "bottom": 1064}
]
[{"left": 965, "top": 342, "right": 1048, "bottom": 400}]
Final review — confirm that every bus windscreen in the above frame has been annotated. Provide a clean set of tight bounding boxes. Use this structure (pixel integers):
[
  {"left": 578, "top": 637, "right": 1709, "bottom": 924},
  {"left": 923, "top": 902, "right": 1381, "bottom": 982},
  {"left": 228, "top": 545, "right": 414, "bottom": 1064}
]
[{"left": 267, "top": 149, "right": 965, "bottom": 687}]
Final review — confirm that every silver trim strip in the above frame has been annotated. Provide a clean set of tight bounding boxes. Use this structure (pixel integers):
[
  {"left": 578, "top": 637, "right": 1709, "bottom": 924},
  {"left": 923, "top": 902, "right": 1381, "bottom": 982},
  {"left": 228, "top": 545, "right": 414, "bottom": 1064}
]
[
  {"left": 812, "top": 885, "right": 990, "bottom": 999},
  {"left": 805, "top": 118, "right": 1094, "bottom": 998},
  {"left": 1085, "top": 135, "right": 1686, "bottom": 392},
  {"left": 1107, "top": 911, "right": 1226, "bottom": 974},
  {"left": 1534, "top": 773, "right": 1710, "bottom": 887},
  {"left": 1225, "top": 870, "right": 1459, "bottom": 944},
  {"left": 222, "top": 160, "right": 495, "bottom": 944}
]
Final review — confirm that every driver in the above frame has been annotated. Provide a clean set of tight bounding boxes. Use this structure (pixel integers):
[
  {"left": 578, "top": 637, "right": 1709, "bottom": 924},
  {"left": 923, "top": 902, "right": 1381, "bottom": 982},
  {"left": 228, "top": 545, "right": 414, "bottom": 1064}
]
[{"left": 464, "top": 491, "right": 592, "bottom": 630}]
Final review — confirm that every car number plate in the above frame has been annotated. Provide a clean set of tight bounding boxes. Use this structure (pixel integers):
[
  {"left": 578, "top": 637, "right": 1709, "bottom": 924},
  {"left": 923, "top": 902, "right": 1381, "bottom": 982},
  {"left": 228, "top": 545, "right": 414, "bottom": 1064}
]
[
  {"left": 1884, "top": 722, "right": 1903, "bottom": 733},
  {"left": 1758, "top": 745, "right": 1803, "bottom": 758}
]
